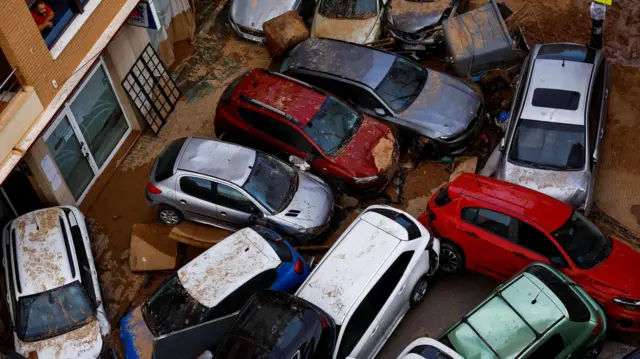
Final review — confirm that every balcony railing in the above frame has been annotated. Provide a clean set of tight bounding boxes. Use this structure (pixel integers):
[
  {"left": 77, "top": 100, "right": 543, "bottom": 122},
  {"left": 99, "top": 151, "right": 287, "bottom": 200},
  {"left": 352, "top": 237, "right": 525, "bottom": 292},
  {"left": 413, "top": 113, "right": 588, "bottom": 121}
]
[{"left": 0, "top": 68, "right": 22, "bottom": 114}]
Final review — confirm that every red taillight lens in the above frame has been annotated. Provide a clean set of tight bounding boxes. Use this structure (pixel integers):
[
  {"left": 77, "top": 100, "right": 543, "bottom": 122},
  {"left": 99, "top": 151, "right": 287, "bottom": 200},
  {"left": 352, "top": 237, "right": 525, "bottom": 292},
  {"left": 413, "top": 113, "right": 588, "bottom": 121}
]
[
  {"left": 591, "top": 315, "right": 603, "bottom": 335},
  {"left": 147, "top": 182, "right": 162, "bottom": 194},
  {"left": 319, "top": 314, "right": 329, "bottom": 328},
  {"left": 294, "top": 258, "right": 304, "bottom": 274}
]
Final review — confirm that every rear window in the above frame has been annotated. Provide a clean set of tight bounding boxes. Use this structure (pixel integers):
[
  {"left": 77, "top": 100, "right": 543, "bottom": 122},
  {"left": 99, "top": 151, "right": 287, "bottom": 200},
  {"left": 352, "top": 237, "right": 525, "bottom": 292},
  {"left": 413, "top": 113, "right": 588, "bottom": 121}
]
[
  {"left": 155, "top": 138, "right": 187, "bottom": 182},
  {"left": 532, "top": 88, "right": 580, "bottom": 111},
  {"left": 409, "top": 344, "right": 453, "bottom": 358},
  {"left": 525, "top": 265, "right": 590, "bottom": 322},
  {"left": 537, "top": 44, "right": 596, "bottom": 64},
  {"left": 368, "top": 208, "right": 422, "bottom": 240},
  {"left": 251, "top": 226, "right": 293, "bottom": 262}
]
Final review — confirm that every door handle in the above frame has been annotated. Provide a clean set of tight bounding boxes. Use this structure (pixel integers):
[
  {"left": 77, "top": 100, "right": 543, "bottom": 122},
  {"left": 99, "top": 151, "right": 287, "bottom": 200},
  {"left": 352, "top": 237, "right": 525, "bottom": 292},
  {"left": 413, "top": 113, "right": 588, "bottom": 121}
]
[
  {"left": 180, "top": 200, "right": 187, "bottom": 204},
  {"left": 220, "top": 212, "right": 227, "bottom": 216},
  {"left": 398, "top": 283, "right": 406, "bottom": 294},
  {"left": 465, "top": 231, "right": 479, "bottom": 238},
  {"left": 370, "top": 325, "right": 378, "bottom": 336},
  {"left": 512, "top": 252, "right": 527, "bottom": 259}
]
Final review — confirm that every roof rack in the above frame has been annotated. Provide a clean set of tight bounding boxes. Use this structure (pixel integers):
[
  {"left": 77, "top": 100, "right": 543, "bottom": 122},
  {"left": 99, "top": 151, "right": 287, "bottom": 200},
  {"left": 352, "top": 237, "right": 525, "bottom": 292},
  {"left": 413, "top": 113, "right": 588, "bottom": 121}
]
[
  {"left": 266, "top": 70, "right": 327, "bottom": 95},
  {"left": 459, "top": 315, "right": 502, "bottom": 359},
  {"left": 10, "top": 229, "right": 21, "bottom": 294},
  {"left": 239, "top": 95, "right": 301, "bottom": 126}
]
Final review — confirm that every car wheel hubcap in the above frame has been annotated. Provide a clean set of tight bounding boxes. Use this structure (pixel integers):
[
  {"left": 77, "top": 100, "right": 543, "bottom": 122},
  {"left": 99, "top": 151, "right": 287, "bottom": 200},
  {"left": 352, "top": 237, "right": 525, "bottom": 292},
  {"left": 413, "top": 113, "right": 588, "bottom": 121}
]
[
  {"left": 586, "top": 347, "right": 601, "bottom": 358},
  {"left": 413, "top": 280, "right": 428, "bottom": 302},
  {"left": 441, "top": 248, "right": 459, "bottom": 272},
  {"left": 160, "top": 210, "right": 179, "bottom": 224}
]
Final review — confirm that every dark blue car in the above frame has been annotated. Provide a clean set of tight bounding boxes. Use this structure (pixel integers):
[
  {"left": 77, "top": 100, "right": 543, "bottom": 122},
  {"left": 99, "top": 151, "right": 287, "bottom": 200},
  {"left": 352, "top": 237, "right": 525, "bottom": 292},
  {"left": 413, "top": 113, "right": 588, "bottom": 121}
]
[{"left": 120, "top": 226, "right": 310, "bottom": 359}]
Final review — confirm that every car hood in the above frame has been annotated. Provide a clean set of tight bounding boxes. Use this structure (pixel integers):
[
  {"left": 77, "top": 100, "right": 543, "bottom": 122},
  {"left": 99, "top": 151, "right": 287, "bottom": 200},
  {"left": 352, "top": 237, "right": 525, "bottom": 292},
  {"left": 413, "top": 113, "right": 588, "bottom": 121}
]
[
  {"left": 584, "top": 239, "right": 640, "bottom": 298},
  {"left": 311, "top": 13, "right": 380, "bottom": 44},
  {"left": 276, "top": 171, "right": 333, "bottom": 227},
  {"left": 16, "top": 319, "right": 102, "bottom": 359},
  {"left": 497, "top": 161, "right": 589, "bottom": 208},
  {"left": 334, "top": 116, "right": 396, "bottom": 177},
  {"left": 230, "top": 0, "right": 298, "bottom": 31},
  {"left": 399, "top": 70, "right": 482, "bottom": 138},
  {"left": 389, "top": 0, "right": 451, "bottom": 33},
  {"left": 120, "top": 306, "right": 154, "bottom": 359}
]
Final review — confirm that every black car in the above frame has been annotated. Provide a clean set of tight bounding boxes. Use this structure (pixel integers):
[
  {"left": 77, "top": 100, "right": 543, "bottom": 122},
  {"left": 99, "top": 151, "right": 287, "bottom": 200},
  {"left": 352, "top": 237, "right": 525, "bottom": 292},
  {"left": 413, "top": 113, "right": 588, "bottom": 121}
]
[
  {"left": 281, "top": 37, "right": 484, "bottom": 156},
  {"left": 214, "top": 290, "right": 337, "bottom": 359}
]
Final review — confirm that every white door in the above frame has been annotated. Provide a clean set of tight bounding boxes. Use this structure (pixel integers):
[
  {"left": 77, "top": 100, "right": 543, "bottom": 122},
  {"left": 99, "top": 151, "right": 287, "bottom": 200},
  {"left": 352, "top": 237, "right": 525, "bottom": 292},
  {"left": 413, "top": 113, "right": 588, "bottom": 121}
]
[{"left": 44, "top": 59, "right": 132, "bottom": 202}]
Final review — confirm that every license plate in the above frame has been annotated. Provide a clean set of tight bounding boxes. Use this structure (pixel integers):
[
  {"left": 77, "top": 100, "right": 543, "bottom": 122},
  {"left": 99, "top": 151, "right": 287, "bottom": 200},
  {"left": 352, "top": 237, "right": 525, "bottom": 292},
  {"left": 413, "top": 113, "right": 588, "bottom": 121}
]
[{"left": 403, "top": 44, "right": 426, "bottom": 51}]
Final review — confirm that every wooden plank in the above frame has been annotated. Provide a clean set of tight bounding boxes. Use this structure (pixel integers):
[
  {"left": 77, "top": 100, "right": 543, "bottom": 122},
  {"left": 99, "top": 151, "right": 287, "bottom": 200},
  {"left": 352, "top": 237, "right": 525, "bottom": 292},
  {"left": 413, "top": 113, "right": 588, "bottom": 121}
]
[{"left": 129, "top": 223, "right": 178, "bottom": 272}]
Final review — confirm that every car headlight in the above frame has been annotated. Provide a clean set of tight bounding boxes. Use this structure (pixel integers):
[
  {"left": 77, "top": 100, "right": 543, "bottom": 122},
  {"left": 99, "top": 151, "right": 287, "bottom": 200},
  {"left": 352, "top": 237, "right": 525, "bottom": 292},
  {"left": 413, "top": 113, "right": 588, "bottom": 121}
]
[
  {"left": 353, "top": 175, "right": 379, "bottom": 184},
  {"left": 614, "top": 298, "right": 640, "bottom": 311}
]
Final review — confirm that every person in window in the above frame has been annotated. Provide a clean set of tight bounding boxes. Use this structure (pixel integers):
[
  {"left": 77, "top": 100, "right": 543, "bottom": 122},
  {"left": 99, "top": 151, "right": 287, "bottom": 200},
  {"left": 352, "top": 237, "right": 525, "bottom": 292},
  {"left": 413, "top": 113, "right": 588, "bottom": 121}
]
[{"left": 31, "top": 1, "right": 55, "bottom": 37}]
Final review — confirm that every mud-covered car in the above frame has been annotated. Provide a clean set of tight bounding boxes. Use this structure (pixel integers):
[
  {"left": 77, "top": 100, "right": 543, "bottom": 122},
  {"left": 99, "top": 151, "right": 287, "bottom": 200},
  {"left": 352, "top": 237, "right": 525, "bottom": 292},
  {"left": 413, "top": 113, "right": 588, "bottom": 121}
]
[
  {"left": 311, "top": 0, "right": 387, "bottom": 44},
  {"left": 229, "top": 0, "right": 315, "bottom": 43},
  {"left": 282, "top": 37, "right": 485, "bottom": 155},
  {"left": 385, "top": 0, "right": 464, "bottom": 51}
]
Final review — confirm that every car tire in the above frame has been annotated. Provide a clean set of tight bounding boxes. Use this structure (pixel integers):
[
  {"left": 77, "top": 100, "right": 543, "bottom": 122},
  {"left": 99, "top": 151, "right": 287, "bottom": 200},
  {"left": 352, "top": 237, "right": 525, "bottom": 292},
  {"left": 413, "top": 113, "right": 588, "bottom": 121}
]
[
  {"left": 410, "top": 276, "right": 429, "bottom": 305},
  {"left": 158, "top": 206, "right": 184, "bottom": 225},
  {"left": 583, "top": 341, "right": 604, "bottom": 359},
  {"left": 440, "top": 241, "right": 465, "bottom": 273}
]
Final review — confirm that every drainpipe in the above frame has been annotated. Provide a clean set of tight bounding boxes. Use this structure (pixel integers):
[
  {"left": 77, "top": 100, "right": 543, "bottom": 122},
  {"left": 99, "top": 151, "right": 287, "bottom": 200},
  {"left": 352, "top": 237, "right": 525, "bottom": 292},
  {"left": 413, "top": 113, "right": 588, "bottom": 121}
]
[{"left": 590, "top": 2, "right": 607, "bottom": 49}]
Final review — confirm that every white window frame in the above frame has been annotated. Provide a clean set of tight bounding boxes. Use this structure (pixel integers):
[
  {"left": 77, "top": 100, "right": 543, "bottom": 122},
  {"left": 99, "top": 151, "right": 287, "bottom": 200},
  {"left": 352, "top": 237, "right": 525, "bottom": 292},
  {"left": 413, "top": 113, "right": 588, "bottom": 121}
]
[{"left": 49, "top": 0, "right": 104, "bottom": 60}]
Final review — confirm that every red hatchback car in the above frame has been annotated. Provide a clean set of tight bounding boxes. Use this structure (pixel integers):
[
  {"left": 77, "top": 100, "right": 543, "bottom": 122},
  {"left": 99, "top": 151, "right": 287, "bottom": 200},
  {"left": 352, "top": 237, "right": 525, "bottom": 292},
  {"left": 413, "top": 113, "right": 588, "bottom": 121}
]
[
  {"left": 419, "top": 173, "right": 640, "bottom": 332},
  {"left": 215, "top": 69, "right": 399, "bottom": 197}
]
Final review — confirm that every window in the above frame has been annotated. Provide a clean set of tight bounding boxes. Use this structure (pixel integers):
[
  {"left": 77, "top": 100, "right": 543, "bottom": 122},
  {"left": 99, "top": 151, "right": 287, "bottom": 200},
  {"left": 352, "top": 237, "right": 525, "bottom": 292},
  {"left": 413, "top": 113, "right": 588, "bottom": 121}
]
[
  {"left": 374, "top": 57, "right": 428, "bottom": 112},
  {"left": 155, "top": 138, "right": 186, "bottom": 182},
  {"left": 529, "top": 334, "right": 564, "bottom": 358},
  {"left": 588, "top": 65, "right": 605, "bottom": 151},
  {"left": 338, "top": 251, "right": 413, "bottom": 358},
  {"left": 294, "top": 74, "right": 380, "bottom": 110},
  {"left": 303, "top": 96, "right": 362, "bottom": 157},
  {"left": 252, "top": 225, "right": 293, "bottom": 262},
  {"left": 537, "top": 44, "right": 596, "bottom": 64},
  {"left": 409, "top": 345, "right": 453, "bottom": 359},
  {"left": 69, "top": 222, "right": 96, "bottom": 305},
  {"left": 318, "top": 0, "right": 377, "bottom": 19},
  {"left": 368, "top": 208, "right": 422, "bottom": 240},
  {"left": 29, "top": 0, "right": 88, "bottom": 49},
  {"left": 516, "top": 221, "right": 562, "bottom": 259},
  {"left": 532, "top": 88, "right": 581, "bottom": 111},
  {"left": 462, "top": 207, "right": 512, "bottom": 240},
  {"left": 216, "top": 183, "right": 258, "bottom": 213},
  {"left": 238, "top": 107, "right": 314, "bottom": 154},
  {"left": 180, "top": 177, "right": 216, "bottom": 202},
  {"left": 238, "top": 107, "right": 280, "bottom": 134}
]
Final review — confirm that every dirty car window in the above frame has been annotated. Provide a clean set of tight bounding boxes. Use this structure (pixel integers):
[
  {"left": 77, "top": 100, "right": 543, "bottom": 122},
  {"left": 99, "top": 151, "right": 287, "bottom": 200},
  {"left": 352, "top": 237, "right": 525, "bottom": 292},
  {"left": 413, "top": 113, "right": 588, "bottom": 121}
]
[
  {"left": 375, "top": 58, "right": 427, "bottom": 113},
  {"left": 18, "top": 281, "right": 95, "bottom": 342},
  {"left": 243, "top": 154, "right": 297, "bottom": 214},
  {"left": 304, "top": 96, "right": 362, "bottom": 157},
  {"left": 319, "top": 0, "right": 377, "bottom": 19},
  {"left": 509, "top": 119, "right": 585, "bottom": 170},
  {"left": 551, "top": 212, "right": 612, "bottom": 269}
]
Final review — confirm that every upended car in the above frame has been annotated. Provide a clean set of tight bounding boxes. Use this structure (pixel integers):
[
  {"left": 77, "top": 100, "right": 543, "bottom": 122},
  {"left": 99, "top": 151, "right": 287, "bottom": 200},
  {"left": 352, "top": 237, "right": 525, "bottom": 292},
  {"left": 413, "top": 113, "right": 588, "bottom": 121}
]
[
  {"left": 421, "top": 173, "right": 640, "bottom": 332},
  {"left": 398, "top": 263, "right": 607, "bottom": 359},
  {"left": 228, "top": 0, "right": 315, "bottom": 43},
  {"left": 215, "top": 69, "right": 399, "bottom": 197},
  {"left": 147, "top": 137, "right": 333, "bottom": 244},
  {"left": 213, "top": 290, "right": 337, "bottom": 359},
  {"left": 495, "top": 43, "right": 611, "bottom": 214},
  {"left": 282, "top": 37, "right": 485, "bottom": 156},
  {"left": 311, "top": 0, "right": 386, "bottom": 44},
  {"left": 120, "top": 226, "right": 310, "bottom": 359},
  {"left": 2, "top": 207, "right": 110, "bottom": 359}
]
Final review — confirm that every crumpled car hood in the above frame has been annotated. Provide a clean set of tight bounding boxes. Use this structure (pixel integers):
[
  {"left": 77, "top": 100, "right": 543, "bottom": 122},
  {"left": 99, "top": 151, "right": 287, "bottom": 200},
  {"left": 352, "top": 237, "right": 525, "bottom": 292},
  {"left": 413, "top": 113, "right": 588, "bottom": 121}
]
[
  {"left": 311, "top": 13, "right": 380, "bottom": 44},
  {"left": 276, "top": 171, "right": 333, "bottom": 227},
  {"left": 400, "top": 70, "right": 482, "bottom": 138},
  {"left": 16, "top": 320, "right": 102, "bottom": 359},
  {"left": 230, "top": 0, "right": 298, "bottom": 31},
  {"left": 389, "top": 0, "right": 452, "bottom": 33}
]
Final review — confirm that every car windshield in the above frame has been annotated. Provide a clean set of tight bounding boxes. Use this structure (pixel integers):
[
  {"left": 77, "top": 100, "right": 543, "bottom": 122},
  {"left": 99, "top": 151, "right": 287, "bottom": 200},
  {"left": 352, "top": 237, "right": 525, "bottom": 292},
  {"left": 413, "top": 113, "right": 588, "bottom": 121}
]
[
  {"left": 142, "top": 275, "right": 211, "bottom": 336},
  {"left": 551, "top": 212, "right": 612, "bottom": 269},
  {"left": 509, "top": 119, "right": 585, "bottom": 170},
  {"left": 375, "top": 57, "right": 428, "bottom": 113},
  {"left": 319, "top": 0, "right": 377, "bottom": 19},
  {"left": 243, "top": 154, "right": 298, "bottom": 214},
  {"left": 303, "top": 96, "right": 362, "bottom": 157},
  {"left": 17, "top": 281, "right": 95, "bottom": 342}
]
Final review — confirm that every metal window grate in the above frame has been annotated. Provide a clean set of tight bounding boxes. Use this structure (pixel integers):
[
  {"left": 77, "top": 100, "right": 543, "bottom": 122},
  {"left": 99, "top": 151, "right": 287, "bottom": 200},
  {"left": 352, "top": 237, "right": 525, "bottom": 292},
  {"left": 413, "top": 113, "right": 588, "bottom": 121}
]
[{"left": 122, "top": 43, "right": 180, "bottom": 135}]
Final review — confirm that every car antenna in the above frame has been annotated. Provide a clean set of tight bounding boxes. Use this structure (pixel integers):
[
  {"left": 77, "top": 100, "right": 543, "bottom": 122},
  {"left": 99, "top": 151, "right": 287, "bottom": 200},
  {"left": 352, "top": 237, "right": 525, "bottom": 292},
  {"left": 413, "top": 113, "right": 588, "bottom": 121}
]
[
  {"left": 32, "top": 213, "right": 39, "bottom": 231},
  {"left": 562, "top": 56, "right": 565, "bottom": 67},
  {"left": 531, "top": 288, "right": 543, "bottom": 305}
]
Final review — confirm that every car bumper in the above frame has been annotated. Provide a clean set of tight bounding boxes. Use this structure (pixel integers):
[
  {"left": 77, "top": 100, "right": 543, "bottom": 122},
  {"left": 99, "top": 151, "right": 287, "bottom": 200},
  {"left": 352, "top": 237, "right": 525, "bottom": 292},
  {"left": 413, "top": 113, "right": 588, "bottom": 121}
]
[
  {"left": 387, "top": 28, "right": 442, "bottom": 50},
  {"left": 435, "top": 108, "right": 487, "bottom": 156},
  {"left": 228, "top": 13, "right": 266, "bottom": 44},
  {"left": 603, "top": 302, "right": 640, "bottom": 332}
]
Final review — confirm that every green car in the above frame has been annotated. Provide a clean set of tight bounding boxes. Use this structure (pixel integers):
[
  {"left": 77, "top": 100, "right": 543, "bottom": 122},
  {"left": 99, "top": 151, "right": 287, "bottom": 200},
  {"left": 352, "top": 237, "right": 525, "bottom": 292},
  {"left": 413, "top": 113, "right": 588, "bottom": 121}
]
[{"left": 439, "top": 262, "right": 607, "bottom": 359}]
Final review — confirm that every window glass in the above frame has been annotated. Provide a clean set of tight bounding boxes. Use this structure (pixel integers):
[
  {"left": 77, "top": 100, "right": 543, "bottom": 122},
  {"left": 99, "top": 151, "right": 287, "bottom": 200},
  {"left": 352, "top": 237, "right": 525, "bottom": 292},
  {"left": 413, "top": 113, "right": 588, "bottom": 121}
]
[
  {"left": 461, "top": 207, "right": 478, "bottom": 223},
  {"left": 304, "top": 96, "right": 362, "bottom": 157},
  {"left": 238, "top": 107, "right": 314, "bottom": 154},
  {"left": 588, "top": 66, "right": 605, "bottom": 151},
  {"left": 242, "top": 154, "right": 297, "bottom": 213},
  {"left": 180, "top": 177, "right": 216, "bottom": 202},
  {"left": 155, "top": 138, "right": 186, "bottom": 182},
  {"left": 238, "top": 107, "right": 277, "bottom": 134},
  {"left": 69, "top": 223, "right": 96, "bottom": 305},
  {"left": 318, "top": 0, "right": 377, "bottom": 19},
  {"left": 532, "top": 88, "right": 581, "bottom": 111},
  {"left": 409, "top": 345, "right": 453, "bottom": 359},
  {"left": 368, "top": 208, "right": 422, "bottom": 240},
  {"left": 517, "top": 221, "right": 562, "bottom": 259},
  {"left": 466, "top": 208, "right": 512, "bottom": 240},
  {"left": 551, "top": 212, "right": 612, "bottom": 269},
  {"left": 529, "top": 334, "right": 564, "bottom": 358},
  {"left": 509, "top": 119, "right": 585, "bottom": 170},
  {"left": 374, "top": 57, "right": 428, "bottom": 112},
  {"left": 216, "top": 183, "right": 258, "bottom": 213}
]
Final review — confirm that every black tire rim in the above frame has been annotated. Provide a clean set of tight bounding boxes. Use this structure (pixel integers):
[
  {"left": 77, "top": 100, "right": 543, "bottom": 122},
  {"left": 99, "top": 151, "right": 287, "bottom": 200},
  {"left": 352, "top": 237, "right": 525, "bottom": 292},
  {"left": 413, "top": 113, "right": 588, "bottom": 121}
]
[
  {"left": 412, "top": 280, "right": 429, "bottom": 303},
  {"left": 441, "top": 247, "right": 460, "bottom": 273}
]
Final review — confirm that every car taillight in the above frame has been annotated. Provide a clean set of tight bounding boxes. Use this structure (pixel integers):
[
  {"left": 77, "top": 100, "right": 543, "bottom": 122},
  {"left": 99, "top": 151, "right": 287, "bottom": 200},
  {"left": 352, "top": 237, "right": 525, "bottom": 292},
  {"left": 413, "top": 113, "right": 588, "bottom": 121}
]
[
  {"left": 294, "top": 258, "right": 304, "bottom": 274},
  {"left": 147, "top": 182, "right": 162, "bottom": 194},
  {"left": 591, "top": 315, "right": 602, "bottom": 335},
  {"left": 319, "top": 314, "right": 329, "bottom": 328}
]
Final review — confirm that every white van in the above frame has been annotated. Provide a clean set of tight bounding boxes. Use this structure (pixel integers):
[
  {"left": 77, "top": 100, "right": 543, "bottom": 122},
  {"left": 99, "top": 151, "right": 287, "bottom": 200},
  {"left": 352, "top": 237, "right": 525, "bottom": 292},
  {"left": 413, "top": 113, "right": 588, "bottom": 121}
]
[{"left": 296, "top": 205, "right": 440, "bottom": 359}]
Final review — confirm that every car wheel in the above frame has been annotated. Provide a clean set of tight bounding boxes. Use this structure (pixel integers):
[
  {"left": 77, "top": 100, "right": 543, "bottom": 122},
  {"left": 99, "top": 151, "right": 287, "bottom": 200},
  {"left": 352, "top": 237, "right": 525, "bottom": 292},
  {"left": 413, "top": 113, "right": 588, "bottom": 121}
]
[
  {"left": 440, "top": 241, "right": 464, "bottom": 273},
  {"left": 410, "top": 276, "right": 429, "bottom": 305},
  {"left": 583, "top": 342, "right": 603, "bottom": 359},
  {"left": 158, "top": 206, "right": 183, "bottom": 225}
]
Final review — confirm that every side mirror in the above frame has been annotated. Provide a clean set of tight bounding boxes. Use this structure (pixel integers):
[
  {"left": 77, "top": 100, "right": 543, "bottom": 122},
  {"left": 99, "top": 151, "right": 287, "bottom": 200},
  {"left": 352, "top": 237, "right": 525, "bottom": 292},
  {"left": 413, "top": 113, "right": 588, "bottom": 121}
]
[
  {"left": 374, "top": 108, "right": 386, "bottom": 116},
  {"left": 499, "top": 137, "right": 506, "bottom": 152},
  {"left": 550, "top": 256, "right": 568, "bottom": 269},
  {"left": 249, "top": 213, "right": 268, "bottom": 226},
  {"left": 289, "top": 155, "right": 311, "bottom": 171}
]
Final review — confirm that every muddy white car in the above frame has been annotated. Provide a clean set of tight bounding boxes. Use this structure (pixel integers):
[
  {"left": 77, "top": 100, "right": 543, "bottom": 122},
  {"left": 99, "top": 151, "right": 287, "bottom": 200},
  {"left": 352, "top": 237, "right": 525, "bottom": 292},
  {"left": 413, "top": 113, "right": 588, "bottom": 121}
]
[
  {"left": 311, "top": 0, "right": 386, "bottom": 44},
  {"left": 1, "top": 207, "right": 110, "bottom": 359},
  {"left": 296, "top": 205, "right": 439, "bottom": 359}
]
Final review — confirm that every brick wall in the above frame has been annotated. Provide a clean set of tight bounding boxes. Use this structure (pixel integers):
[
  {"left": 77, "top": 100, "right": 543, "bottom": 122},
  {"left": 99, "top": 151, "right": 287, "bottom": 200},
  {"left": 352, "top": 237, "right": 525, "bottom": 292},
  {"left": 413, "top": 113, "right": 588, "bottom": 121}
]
[{"left": 0, "top": 0, "right": 128, "bottom": 107}]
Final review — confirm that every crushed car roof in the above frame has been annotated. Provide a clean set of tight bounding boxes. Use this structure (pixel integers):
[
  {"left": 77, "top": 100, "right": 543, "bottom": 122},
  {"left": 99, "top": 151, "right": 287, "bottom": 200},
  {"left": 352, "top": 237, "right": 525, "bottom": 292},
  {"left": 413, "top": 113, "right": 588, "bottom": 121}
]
[
  {"left": 176, "top": 137, "right": 256, "bottom": 186},
  {"left": 177, "top": 227, "right": 280, "bottom": 308}
]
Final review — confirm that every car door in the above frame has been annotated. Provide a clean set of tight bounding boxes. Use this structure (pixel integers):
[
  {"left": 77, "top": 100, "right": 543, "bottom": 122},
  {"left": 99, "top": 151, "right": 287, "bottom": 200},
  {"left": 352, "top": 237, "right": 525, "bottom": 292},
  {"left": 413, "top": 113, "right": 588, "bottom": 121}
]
[
  {"left": 511, "top": 218, "right": 568, "bottom": 270},
  {"left": 212, "top": 182, "right": 264, "bottom": 229},
  {"left": 176, "top": 175, "right": 219, "bottom": 224}
]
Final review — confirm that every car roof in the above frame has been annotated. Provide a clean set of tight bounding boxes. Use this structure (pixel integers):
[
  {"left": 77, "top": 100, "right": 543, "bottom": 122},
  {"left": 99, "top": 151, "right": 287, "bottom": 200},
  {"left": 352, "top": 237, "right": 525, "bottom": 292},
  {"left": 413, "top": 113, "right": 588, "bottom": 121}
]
[
  {"left": 520, "top": 57, "right": 593, "bottom": 126},
  {"left": 9, "top": 208, "right": 77, "bottom": 297},
  {"left": 237, "top": 69, "right": 328, "bottom": 127},
  {"left": 176, "top": 137, "right": 256, "bottom": 186},
  {"left": 178, "top": 227, "right": 280, "bottom": 308},
  {"left": 453, "top": 174, "right": 572, "bottom": 232},
  {"left": 286, "top": 37, "right": 396, "bottom": 89},
  {"left": 295, "top": 210, "right": 403, "bottom": 325}
]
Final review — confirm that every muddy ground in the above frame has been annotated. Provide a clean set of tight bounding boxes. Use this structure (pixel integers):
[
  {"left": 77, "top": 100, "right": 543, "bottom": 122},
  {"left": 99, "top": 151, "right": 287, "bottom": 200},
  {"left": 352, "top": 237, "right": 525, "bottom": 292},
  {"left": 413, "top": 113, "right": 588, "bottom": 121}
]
[{"left": 77, "top": 0, "right": 640, "bottom": 355}]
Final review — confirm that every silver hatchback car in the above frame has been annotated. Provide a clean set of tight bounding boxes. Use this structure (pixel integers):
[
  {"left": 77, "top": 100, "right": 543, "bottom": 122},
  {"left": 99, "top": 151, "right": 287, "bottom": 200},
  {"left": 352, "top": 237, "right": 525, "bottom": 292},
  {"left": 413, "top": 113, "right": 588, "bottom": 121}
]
[
  {"left": 495, "top": 43, "right": 611, "bottom": 215},
  {"left": 147, "top": 137, "right": 334, "bottom": 244}
]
